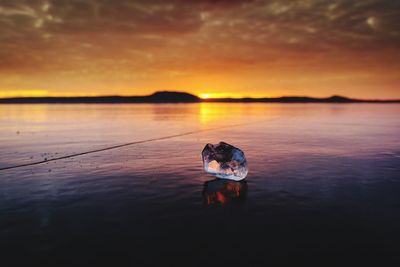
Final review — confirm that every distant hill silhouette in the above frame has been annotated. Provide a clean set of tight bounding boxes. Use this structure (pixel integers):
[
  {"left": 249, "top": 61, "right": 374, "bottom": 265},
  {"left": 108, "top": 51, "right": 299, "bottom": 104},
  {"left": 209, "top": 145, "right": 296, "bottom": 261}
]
[
  {"left": 0, "top": 91, "right": 399, "bottom": 104},
  {"left": 203, "top": 94, "right": 399, "bottom": 103},
  {"left": 148, "top": 91, "right": 199, "bottom": 102},
  {"left": 205, "top": 95, "right": 357, "bottom": 103},
  {"left": 0, "top": 91, "right": 200, "bottom": 104}
]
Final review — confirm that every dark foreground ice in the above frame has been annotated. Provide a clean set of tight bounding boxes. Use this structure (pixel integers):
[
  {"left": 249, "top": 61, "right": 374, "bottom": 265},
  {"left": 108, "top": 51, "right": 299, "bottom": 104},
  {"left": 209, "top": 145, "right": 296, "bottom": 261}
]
[{"left": 1, "top": 103, "right": 400, "bottom": 266}]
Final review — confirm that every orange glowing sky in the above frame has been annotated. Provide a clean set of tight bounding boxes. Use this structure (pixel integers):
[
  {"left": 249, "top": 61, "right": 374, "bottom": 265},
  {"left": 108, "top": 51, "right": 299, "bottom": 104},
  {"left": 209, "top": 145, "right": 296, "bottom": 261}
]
[{"left": 0, "top": 0, "right": 399, "bottom": 99}]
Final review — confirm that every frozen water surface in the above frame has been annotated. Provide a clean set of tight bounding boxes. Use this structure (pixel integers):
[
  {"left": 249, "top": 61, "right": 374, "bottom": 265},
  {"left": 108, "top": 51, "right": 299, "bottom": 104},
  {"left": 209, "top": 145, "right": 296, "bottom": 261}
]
[{"left": 1, "top": 103, "right": 400, "bottom": 266}]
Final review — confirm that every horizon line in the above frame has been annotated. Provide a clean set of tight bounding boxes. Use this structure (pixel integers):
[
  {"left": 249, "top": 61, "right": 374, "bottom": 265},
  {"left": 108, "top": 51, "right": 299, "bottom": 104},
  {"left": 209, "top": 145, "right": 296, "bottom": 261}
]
[{"left": 0, "top": 91, "right": 400, "bottom": 101}]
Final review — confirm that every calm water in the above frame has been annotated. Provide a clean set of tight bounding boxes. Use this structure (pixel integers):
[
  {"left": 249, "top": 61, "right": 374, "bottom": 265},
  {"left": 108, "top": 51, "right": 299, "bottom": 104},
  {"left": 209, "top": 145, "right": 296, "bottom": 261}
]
[{"left": 1, "top": 103, "right": 400, "bottom": 266}]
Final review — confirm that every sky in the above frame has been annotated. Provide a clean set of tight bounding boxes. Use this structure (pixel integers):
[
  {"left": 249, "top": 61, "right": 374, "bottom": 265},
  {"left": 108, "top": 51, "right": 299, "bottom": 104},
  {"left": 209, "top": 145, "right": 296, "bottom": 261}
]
[{"left": 0, "top": 0, "right": 399, "bottom": 99}]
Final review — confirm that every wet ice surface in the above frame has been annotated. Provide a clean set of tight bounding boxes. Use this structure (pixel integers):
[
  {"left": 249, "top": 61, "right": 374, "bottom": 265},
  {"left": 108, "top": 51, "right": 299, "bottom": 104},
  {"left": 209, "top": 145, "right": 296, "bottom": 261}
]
[{"left": 1, "top": 103, "right": 400, "bottom": 266}]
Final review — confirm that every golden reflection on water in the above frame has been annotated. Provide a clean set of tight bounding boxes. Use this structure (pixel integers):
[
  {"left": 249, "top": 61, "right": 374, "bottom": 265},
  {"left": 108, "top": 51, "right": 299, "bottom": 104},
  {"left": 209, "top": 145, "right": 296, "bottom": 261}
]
[
  {"left": 0, "top": 103, "right": 301, "bottom": 130},
  {"left": 199, "top": 103, "right": 226, "bottom": 125},
  {"left": 0, "top": 104, "right": 49, "bottom": 123},
  {"left": 199, "top": 103, "right": 286, "bottom": 125}
]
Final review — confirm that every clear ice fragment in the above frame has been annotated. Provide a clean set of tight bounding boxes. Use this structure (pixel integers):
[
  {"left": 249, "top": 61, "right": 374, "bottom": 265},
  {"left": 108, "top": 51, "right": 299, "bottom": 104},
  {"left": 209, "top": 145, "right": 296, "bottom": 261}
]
[{"left": 201, "top": 142, "right": 248, "bottom": 181}]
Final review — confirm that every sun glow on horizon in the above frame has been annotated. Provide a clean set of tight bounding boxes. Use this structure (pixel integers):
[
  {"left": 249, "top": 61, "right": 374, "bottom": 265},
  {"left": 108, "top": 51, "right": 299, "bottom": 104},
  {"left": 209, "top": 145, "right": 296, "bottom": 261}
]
[
  {"left": 0, "top": 90, "right": 106, "bottom": 98},
  {"left": 0, "top": 89, "right": 271, "bottom": 99},
  {"left": 199, "top": 92, "right": 270, "bottom": 99},
  {"left": 0, "top": 87, "right": 398, "bottom": 100},
  {"left": 0, "top": 90, "right": 49, "bottom": 98}
]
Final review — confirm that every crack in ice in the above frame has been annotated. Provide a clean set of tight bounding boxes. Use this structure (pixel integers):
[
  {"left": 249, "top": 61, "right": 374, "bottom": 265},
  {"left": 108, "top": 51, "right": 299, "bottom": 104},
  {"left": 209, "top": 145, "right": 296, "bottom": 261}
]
[{"left": 0, "top": 121, "right": 257, "bottom": 171}]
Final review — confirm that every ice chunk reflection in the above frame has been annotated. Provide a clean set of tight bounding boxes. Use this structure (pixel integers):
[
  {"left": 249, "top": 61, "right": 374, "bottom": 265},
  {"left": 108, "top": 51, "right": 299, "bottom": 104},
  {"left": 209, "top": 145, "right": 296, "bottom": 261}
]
[{"left": 203, "top": 178, "right": 248, "bottom": 206}]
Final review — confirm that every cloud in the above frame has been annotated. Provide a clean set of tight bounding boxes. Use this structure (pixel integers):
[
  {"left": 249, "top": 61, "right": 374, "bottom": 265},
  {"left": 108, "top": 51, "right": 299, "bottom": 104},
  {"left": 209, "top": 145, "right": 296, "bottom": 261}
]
[{"left": 0, "top": 0, "right": 399, "bottom": 95}]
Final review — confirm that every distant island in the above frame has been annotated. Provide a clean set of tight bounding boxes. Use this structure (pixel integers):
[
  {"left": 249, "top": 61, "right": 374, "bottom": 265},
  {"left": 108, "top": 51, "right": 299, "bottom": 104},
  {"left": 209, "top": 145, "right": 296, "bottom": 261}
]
[{"left": 0, "top": 91, "right": 399, "bottom": 104}]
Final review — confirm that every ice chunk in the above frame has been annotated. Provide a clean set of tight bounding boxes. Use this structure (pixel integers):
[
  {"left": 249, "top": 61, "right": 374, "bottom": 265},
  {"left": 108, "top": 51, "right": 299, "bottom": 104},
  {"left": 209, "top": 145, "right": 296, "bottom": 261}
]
[{"left": 201, "top": 142, "right": 248, "bottom": 180}]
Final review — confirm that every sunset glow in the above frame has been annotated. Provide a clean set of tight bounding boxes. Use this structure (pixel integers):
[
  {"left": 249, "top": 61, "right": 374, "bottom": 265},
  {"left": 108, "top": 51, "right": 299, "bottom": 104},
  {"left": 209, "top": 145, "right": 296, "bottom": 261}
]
[
  {"left": 0, "top": 0, "right": 399, "bottom": 99},
  {"left": 199, "top": 93, "right": 255, "bottom": 99},
  {"left": 0, "top": 90, "right": 49, "bottom": 98}
]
